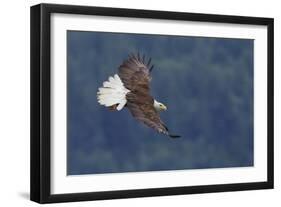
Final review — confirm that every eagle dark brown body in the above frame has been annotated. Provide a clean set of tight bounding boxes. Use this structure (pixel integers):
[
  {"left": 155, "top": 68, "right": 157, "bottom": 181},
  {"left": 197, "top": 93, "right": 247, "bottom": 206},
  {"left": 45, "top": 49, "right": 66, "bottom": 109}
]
[{"left": 97, "top": 53, "right": 180, "bottom": 138}]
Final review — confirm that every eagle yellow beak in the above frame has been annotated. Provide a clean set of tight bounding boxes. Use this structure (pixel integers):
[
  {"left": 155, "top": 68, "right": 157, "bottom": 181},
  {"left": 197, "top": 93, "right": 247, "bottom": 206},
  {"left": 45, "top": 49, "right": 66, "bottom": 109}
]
[{"left": 161, "top": 104, "right": 167, "bottom": 111}]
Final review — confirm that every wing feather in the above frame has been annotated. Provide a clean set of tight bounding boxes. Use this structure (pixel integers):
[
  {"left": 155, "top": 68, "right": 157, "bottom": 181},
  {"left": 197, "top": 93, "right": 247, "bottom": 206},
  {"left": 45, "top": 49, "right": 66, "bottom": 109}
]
[
  {"left": 126, "top": 92, "right": 169, "bottom": 136},
  {"left": 118, "top": 54, "right": 151, "bottom": 91},
  {"left": 116, "top": 53, "right": 179, "bottom": 137}
]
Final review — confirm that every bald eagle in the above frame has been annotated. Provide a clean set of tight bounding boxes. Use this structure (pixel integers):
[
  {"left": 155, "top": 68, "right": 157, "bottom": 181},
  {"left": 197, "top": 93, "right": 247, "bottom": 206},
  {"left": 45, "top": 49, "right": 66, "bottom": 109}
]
[{"left": 97, "top": 53, "right": 180, "bottom": 138}]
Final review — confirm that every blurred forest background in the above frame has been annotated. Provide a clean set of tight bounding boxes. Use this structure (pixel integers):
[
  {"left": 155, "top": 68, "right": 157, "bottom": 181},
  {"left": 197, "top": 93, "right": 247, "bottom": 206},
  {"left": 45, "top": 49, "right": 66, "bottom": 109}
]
[{"left": 67, "top": 31, "right": 253, "bottom": 175}]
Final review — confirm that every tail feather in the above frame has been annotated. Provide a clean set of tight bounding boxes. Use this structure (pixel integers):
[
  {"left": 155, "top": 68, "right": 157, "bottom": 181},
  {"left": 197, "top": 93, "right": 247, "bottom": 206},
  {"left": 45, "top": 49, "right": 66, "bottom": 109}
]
[
  {"left": 116, "top": 99, "right": 127, "bottom": 111},
  {"left": 97, "top": 74, "right": 130, "bottom": 111},
  {"left": 103, "top": 81, "right": 120, "bottom": 88},
  {"left": 98, "top": 87, "right": 122, "bottom": 95}
]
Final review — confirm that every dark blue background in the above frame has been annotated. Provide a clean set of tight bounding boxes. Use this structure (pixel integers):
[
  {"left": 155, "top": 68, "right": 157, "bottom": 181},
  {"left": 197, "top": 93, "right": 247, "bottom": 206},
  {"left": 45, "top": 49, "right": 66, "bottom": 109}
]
[{"left": 67, "top": 31, "right": 253, "bottom": 175}]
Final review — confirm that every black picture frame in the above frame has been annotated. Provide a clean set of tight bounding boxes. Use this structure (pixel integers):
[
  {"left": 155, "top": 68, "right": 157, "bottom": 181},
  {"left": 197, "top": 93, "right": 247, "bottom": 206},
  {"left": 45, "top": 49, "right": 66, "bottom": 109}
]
[{"left": 30, "top": 3, "right": 274, "bottom": 204}]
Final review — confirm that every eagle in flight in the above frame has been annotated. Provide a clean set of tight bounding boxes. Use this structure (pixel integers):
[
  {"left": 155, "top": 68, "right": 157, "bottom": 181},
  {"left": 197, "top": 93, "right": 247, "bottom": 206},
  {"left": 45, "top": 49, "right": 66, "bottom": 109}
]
[{"left": 97, "top": 53, "right": 180, "bottom": 138}]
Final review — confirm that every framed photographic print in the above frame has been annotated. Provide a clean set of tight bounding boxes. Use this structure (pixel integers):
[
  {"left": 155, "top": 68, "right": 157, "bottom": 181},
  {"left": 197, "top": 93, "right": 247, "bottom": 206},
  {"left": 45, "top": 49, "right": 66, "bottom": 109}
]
[{"left": 30, "top": 3, "right": 274, "bottom": 203}]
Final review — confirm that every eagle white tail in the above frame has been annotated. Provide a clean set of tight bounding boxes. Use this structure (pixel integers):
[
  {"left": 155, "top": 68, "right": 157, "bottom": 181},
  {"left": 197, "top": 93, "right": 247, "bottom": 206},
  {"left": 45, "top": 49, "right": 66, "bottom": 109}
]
[{"left": 97, "top": 74, "right": 130, "bottom": 111}]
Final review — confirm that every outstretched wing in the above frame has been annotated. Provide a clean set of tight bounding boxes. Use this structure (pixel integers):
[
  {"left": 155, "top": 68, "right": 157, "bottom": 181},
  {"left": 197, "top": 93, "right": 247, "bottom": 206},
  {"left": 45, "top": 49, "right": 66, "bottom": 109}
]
[
  {"left": 126, "top": 92, "right": 174, "bottom": 136},
  {"left": 118, "top": 53, "right": 153, "bottom": 92},
  {"left": 118, "top": 53, "right": 179, "bottom": 138}
]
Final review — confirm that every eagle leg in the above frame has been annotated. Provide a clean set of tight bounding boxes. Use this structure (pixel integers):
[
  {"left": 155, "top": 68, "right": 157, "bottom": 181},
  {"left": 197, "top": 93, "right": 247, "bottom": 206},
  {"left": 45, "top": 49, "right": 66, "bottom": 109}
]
[{"left": 108, "top": 104, "right": 119, "bottom": 111}]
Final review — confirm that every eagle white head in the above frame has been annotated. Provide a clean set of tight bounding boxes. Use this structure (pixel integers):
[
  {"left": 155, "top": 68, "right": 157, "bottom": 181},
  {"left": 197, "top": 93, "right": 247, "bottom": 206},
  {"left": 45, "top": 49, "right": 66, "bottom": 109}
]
[{"left": 153, "top": 100, "right": 167, "bottom": 112}]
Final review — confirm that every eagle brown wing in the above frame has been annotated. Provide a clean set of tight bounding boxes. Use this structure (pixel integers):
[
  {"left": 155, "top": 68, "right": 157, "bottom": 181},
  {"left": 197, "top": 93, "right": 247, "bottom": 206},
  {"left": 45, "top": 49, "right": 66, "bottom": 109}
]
[
  {"left": 118, "top": 53, "right": 180, "bottom": 138},
  {"left": 126, "top": 92, "right": 170, "bottom": 135},
  {"left": 118, "top": 53, "right": 152, "bottom": 92}
]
